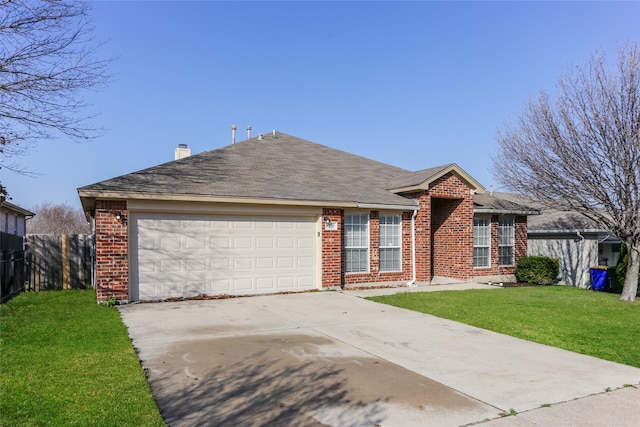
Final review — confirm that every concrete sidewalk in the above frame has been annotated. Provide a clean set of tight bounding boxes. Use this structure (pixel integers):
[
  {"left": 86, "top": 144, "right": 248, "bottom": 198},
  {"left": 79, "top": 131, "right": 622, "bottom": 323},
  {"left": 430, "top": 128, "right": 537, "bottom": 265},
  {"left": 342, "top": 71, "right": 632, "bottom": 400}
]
[{"left": 120, "top": 287, "right": 640, "bottom": 426}]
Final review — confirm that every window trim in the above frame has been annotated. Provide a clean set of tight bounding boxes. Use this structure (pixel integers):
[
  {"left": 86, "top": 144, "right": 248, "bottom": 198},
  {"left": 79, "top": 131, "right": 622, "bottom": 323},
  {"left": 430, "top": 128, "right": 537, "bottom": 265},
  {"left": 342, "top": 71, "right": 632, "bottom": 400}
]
[
  {"left": 344, "top": 212, "right": 370, "bottom": 274},
  {"left": 379, "top": 213, "right": 402, "bottom": 272},
  {"left": 473, "top": 215, "right": 491, "bottom": 268}
]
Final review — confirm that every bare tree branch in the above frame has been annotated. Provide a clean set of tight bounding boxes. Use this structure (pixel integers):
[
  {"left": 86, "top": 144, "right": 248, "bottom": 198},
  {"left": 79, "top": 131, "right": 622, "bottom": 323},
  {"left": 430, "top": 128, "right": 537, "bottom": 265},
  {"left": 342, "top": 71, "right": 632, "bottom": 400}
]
[
  {"left": 26, "top": 201, "right": 90, "bottom": 234},
  {"left": 0, "top": 0, "right": 111, "bottom": 182},
  {"left": 494, "top": 41, "right": 640, "bottom": 301}
]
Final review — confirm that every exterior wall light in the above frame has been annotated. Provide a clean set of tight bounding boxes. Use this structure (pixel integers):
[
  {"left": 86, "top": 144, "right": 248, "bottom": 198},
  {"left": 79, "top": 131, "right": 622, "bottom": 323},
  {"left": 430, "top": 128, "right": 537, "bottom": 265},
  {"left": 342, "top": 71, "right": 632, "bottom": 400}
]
[
  {"left": 323, "top": 216, "right": 337, "bottom": 231},
  {"left": 114, "top": 211, "right": 126, "bottom": 223}
]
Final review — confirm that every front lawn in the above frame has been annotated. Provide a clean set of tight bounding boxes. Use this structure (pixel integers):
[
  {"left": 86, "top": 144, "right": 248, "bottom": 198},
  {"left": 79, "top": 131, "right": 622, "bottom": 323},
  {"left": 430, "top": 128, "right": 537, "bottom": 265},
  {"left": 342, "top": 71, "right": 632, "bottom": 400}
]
[
  {"left": 0, "top": 290, "right": 164, "bottom": 426},
  {"left": 369, "top": 286, "right": 640, "bottom": 368}
]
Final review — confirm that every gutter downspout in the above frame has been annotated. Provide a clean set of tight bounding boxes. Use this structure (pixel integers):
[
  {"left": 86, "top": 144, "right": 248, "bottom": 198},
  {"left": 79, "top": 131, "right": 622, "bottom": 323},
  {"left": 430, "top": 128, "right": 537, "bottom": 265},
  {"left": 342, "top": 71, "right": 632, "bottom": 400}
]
[{"left": 407, "top": 209, "right": 418, "bottom": 287}]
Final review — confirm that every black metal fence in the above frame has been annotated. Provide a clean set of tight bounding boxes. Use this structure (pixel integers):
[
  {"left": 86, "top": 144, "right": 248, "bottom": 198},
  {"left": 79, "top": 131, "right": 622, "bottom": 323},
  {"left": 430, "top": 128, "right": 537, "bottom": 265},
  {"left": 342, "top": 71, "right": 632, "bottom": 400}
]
[{"left": 0, "top": 232, "right": 27, "bottom": 303}]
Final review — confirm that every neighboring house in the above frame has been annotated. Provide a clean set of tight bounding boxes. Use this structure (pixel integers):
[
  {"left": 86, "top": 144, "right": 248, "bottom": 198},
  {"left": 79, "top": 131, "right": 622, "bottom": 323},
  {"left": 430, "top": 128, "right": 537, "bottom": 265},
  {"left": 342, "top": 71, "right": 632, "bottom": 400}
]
[
  {"left": 78, "top": 132, "right": 537, "bottom": 302},
  {"left": 0, "top": 201, "right": 35, "bottom": 237},
  {"left": 494, "top": 192, "right": 620, "bottom": 288}
]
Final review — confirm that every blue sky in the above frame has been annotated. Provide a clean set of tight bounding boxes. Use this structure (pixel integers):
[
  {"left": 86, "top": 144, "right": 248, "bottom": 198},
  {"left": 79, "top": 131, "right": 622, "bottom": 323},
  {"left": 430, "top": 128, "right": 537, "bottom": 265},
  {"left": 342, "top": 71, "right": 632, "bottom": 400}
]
[{"left": 3, "top": 1, "right": 639, "bottom": 211}]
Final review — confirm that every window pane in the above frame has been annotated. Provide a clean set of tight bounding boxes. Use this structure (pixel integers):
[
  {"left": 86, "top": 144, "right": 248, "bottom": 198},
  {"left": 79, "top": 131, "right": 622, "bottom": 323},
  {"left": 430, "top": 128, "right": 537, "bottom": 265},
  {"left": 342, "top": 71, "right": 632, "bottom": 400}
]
[
  {"left": 380, "top": 247, "right": 400, "bottom": 271},
  {"left": 345, "top": 214, "right": 369, "bottom": 273},
  {"left": 474, "top": 247, "right": 490, "bottom": 267},
  {"left": 346, "top": 248, "right": 368, "bottom": 273},
  {"left": 499, "top": 246, "right": 514, "bottom": 266},
  {"left": 380, "top": 214, "right": 401, "bottom": 272},
  {"left": 474, "top": 217, "right": 490, "bottom": 267},
  {"left": 498, "top": 217, "right": 514, "bottom": 266}
]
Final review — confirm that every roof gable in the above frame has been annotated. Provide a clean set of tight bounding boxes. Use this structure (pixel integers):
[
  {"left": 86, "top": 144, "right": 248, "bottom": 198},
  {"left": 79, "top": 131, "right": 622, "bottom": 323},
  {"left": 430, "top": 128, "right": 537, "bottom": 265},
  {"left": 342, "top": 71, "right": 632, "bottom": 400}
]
[{"left": 387, "top": 163, "right": 486, "bottom": 194}]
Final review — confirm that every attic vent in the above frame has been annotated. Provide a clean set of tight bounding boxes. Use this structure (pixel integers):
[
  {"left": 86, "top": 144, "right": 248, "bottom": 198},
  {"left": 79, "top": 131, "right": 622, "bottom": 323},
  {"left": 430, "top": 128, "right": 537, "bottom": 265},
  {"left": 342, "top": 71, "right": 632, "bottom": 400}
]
[{"left": 174, "top": 144, "right": 191, "bottom": 160}]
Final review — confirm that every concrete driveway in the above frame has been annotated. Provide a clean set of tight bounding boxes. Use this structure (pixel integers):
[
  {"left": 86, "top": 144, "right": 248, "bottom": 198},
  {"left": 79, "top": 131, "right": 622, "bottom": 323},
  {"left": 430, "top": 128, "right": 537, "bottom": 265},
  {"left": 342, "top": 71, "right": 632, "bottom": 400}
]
[{"left": 119, "top": 291, "right": 640, "bottom": 426}]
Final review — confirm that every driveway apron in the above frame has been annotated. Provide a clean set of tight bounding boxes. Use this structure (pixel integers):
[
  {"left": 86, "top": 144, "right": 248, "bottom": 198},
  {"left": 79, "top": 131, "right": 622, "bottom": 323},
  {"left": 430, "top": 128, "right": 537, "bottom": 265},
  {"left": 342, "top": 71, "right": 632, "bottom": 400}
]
[{"left": 119, "top": 292, "right": 640, "bottom": 427}]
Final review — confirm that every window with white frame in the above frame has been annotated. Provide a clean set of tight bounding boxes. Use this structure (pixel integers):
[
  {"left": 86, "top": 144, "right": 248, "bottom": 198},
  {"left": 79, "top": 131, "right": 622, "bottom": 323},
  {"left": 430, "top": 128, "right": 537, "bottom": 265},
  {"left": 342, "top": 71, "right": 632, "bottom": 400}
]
[
  {"left": 498, "top": 217, "right": 515, "bottom": 266},
  {"left": 473, "top": 216, "right": 490, "bottom": 268},
  {"left": 379, "top": 214, "right": 401, "bottom": 271},
  {"left": 345, "top": 213, "right": 369, "bottom": 273}
]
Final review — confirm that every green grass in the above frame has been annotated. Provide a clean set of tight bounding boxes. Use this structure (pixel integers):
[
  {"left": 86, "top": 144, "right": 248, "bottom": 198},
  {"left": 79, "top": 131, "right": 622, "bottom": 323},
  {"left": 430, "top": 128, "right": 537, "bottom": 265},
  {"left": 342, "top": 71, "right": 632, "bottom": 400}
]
[
  {"left": 0, "top": 290, "right": 164, "bottom": 427},
  {"left": 369, "top": 286, "right": 640, "bottom": 368}
]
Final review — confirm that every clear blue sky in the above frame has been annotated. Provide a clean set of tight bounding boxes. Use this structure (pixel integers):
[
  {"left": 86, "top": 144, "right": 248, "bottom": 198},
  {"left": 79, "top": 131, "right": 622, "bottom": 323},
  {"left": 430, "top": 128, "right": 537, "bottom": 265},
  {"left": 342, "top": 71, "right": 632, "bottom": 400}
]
[{"left": 3, "top": 1, "right": 639, "bottom": 211}]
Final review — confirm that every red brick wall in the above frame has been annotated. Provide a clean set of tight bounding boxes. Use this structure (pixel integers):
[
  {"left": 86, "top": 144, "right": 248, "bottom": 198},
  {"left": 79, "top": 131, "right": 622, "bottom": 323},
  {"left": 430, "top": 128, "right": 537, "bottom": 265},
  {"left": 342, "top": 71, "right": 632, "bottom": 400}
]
[
  {"left": 94, "top": 200, "right": 129, "bottom": 302},
  {"left": 515, "top": 216, "right": 528, "bottom": 264},
  {"left": 412, "top": 191, "right": 432, "bottom": 282},
  {"left": 431, "top": 197, "right": 474, "bottom": 278},
  {"left": 417, "top": 173, "right": 475, "bottom": 281},
  {"left": 321, "top": 208, "right": 343, "bottom": 288},
  {"left": 330, "top": 209, "right": 412, "bottom": 287},
  {"left": 473, "top": 214, "right": 528, "bottom": 277}
]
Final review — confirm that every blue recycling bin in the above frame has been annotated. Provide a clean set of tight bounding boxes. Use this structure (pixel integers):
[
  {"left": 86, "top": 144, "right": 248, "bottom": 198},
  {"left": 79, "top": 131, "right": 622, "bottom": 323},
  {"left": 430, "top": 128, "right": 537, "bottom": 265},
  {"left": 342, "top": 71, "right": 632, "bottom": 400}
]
[{"left": 590, "top": 268, "right": 608, "bottom": 291}]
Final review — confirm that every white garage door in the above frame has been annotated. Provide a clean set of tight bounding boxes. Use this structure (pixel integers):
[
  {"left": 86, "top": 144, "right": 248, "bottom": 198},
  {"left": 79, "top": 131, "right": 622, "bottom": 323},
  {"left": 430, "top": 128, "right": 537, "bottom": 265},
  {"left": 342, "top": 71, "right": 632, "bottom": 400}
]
[{"left": 131, "top": 214, "right": 317, "bottom": 301}]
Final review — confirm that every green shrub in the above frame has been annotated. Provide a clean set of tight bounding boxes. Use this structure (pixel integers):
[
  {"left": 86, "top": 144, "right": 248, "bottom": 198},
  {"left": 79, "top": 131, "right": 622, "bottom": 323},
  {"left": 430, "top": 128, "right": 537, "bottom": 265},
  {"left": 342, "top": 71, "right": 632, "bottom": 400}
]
[{"left": 516, "top": 256, "right": 560, "bottom": 285}]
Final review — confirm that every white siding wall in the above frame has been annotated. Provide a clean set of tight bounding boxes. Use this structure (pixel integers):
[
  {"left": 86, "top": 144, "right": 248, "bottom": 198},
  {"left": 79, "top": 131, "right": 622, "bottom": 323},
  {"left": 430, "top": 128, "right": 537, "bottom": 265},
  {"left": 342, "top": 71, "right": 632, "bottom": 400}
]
[{"left": 528, "top": 235, "right": 599, "bottom": 288}]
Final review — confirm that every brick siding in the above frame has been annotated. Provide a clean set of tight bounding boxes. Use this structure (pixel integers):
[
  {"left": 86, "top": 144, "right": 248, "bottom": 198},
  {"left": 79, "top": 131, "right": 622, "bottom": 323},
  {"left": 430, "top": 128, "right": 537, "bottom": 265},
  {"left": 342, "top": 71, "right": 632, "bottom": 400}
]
[
  {"left": 473, "top": 214, "right": 528, "bottom": 276},
  {"left": 321, "top": 208, "right": 344, "bottom": 288},
  {"left": 94, "top": 200, "right": 129, "bottom": 302}
]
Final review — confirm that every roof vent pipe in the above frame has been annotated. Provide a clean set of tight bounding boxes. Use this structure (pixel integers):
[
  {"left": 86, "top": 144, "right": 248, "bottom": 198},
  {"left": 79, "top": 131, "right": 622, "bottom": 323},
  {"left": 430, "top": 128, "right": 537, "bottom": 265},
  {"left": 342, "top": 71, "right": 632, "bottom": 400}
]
[
  {"left": 272, "top": 129, "right": 276, "bottom": 137},
  {"left": 231, "top": 125, "right": 237, "bottom": 144},
  {"left": 246, "top": 125, "right": 251, "bottom": 140}
]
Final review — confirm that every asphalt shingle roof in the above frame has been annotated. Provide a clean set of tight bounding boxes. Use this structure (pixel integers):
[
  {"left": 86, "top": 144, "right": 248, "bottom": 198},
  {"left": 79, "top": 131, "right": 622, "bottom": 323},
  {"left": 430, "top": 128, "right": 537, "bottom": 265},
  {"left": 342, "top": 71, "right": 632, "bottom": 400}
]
[
  {"left": 79, "top": 132, "right": 424, "bottom": 207},
  {"left": 487, "top": 192, "right": 602, "bottom": 231}
]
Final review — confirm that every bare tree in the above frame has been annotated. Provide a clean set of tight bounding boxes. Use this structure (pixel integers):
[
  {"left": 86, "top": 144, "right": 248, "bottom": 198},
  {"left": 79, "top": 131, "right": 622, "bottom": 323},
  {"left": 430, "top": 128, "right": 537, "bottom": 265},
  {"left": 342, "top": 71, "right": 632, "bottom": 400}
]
[
  {"left": 0, "top": 0, "right": 110, "bottom": 196},
  {"left": 27, "top": 202, "right": 89, "bottom": 234},
  {"left": 494, "top": 42, "right": 640, "bottom": 302}
]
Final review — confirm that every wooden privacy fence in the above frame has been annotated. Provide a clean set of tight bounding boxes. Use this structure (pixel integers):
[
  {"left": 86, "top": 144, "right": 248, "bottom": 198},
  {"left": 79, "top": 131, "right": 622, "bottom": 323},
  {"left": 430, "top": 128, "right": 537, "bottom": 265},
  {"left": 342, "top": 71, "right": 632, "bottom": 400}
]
[
  {"left": 1, "top": 232, "right": 27, "bottom": 303},
  {"left": 26, "top": 234, "right": 93, "bottom": 291}
]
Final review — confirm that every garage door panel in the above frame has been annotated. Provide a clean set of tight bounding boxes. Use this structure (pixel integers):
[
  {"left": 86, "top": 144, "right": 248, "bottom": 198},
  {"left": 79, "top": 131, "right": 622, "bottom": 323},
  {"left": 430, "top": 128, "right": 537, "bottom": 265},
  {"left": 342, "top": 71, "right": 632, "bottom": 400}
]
[
  {"left": 298, "top": 256, "right": 314, "bottom": 269},
  {"left": 298, "top": 237, "right": 314, "bottom": 249},
  {"left": 132, "top": 214, "right": 317, "bottom": 301},
  {"left": 277, "top": 257, "right": 294, "bottom": 269},
  {"left": 234, "top": 278, "right": 253, "bottom": 290},
  {"left": 234, "top": 258, "right": 253, "bottom": 270},
  {"left": 256, "top": 258, "right": 274, "bottom": 269},
  {"left": 186, "top": 259, "right": 206, "bottom": 271},
  {"left": 277, "top": 276, "right": 295, "bottom": 289},
  {"left": 211, "top": 258, "right": 230, "bottom": 270},
  {"left": 256, "top": 237, "right": 274, "bottom": 248},
  {"left": 211, "top": 279, "right": 231, "bottom": 292},
  {"left": 186, "top": 237, "right": 206, "bottom": 249},
  {"left": 234, "top": 237, "right": 252, "bottom": 249},
  {"left": 277, "top": 237, "right": 294, "bottom": 248},
  {"left": 256, "top": 277, "right": 275, "bottom": 289},
  {"left": 210, "top": 237, "right": 230, "bottom": 249}
]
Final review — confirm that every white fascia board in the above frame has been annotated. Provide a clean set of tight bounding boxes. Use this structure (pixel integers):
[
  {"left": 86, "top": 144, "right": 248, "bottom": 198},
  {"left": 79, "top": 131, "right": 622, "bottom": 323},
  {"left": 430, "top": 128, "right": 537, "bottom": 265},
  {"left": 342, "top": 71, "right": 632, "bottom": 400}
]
[
  {"left": 78, "top": 190, "right": 359, "bottom": 209},
  {"left": 356, "top": 202, "right": 418, "bottom": 211},
  {"left": 474, "top": 208, "right": 540, "bottom": 215}
]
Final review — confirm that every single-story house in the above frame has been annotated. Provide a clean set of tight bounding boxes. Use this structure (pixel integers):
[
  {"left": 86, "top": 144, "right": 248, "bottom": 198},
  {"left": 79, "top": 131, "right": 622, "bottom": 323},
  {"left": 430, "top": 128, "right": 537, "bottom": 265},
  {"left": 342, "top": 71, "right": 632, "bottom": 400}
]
[
  {"left": 493, "top": 192, "right": 620, "bottom": 288},
  {"left": 0, "top": 201, "right": 35, "bottom": 237},
  {"left": 78, "top": 132, "right": 537, "bottom": 302}
]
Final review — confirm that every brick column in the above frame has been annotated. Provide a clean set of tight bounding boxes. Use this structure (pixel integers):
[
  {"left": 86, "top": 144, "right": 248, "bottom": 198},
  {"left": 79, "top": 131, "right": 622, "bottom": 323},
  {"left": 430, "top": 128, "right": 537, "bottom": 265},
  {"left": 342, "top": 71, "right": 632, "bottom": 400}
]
[
  {"left": 321, "top": 208, "right": 343, "bottom": 288},
  {"left": 94, "top": 200, "right": 129, "bottom": 302},
  {"left": 369, "top": 211, "right": 379, "bottom": 274}
]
